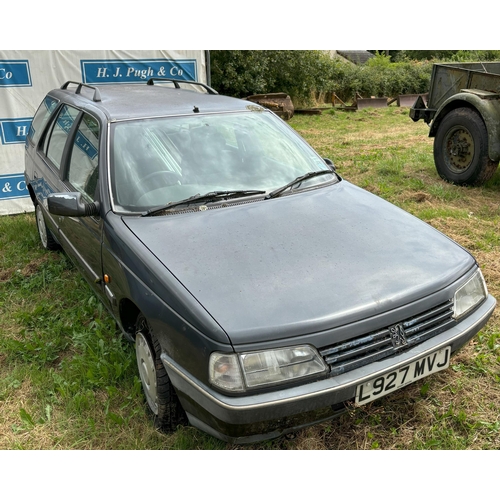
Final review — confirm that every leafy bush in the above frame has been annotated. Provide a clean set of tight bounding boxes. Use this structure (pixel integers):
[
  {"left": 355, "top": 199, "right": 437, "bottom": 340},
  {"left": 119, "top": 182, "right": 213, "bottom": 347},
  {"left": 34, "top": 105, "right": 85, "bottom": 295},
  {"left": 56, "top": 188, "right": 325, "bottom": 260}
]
[
  {"left": 210, "top": 50, "right": 333, "bottom": 106},
  {"left": 210, "top": 50, "right": 433, "bottom": 106},
  {"left": 330, "top": 57, "right": 432, "bottom": 102},
  {"left": 210, "top": 50, "right": 500, "bottom": 106},
  {"left": 451, "top": 50, "right": 500, "bottom": 62},
  {"left": 393, "top": 50, "right": 500, "bottom": 62}
]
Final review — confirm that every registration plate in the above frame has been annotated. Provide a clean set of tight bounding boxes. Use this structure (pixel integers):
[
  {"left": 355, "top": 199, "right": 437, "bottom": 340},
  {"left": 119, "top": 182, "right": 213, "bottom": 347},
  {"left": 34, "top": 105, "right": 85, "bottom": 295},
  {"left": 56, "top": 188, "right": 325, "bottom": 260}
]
[{"left": 355, "top": 346, "right": 451, "bottom": 405}]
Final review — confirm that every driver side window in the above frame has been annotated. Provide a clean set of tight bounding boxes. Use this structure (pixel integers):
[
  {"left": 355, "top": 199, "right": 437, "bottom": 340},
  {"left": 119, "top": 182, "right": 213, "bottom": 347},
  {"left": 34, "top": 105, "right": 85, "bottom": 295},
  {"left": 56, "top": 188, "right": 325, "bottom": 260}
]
[{"left": 67, "top": 114, "right": 100, "bottom": 202}]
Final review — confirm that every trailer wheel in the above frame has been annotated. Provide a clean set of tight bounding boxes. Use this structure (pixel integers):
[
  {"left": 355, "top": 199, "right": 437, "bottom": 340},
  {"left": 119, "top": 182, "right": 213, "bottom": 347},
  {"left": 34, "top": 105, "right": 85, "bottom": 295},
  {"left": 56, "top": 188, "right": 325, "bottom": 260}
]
[{"left": 434, "top": 108, "right": 498, "bottom": 186}]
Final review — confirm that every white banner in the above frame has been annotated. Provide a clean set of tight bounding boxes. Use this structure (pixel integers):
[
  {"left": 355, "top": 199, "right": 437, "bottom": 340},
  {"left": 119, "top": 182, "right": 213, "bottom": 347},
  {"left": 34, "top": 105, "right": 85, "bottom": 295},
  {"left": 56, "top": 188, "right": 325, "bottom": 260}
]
[{"left": 0, "top": 50, "right": 208, "bottom": 215}]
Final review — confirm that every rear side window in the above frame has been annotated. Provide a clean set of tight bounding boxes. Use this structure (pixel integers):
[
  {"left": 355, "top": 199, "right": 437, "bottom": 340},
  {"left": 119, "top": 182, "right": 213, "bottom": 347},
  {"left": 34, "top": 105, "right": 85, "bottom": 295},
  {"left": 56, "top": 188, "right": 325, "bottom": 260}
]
[
  {"left": 27, "top": 95, "right": 58, "bottom": 144},
  {"left": 43, "top": 105, "right": 79, "bottom": 170},
  {"left": 67, "top": 113, "right": 100, "bottom": 201}
]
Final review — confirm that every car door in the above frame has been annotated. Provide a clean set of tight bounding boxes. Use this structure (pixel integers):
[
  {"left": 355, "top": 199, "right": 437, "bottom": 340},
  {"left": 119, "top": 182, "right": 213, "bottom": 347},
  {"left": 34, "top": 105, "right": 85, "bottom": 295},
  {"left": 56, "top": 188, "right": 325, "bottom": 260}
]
[
  {"left": 55, "top": 111, "right": 105, "bottom": 299},
  {"left": 28, "top": 102, "right": 78, "bottom": 240},
  {"left": 25, "top": 94, "right": 59, "bottom": 193}
]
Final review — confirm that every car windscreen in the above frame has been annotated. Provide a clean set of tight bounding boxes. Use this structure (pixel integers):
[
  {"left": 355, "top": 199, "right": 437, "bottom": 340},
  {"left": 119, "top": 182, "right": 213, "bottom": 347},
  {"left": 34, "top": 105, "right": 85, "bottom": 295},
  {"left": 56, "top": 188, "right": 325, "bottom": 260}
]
[{"left": 109, "top": 110, "right": 337, "bottom": 213}]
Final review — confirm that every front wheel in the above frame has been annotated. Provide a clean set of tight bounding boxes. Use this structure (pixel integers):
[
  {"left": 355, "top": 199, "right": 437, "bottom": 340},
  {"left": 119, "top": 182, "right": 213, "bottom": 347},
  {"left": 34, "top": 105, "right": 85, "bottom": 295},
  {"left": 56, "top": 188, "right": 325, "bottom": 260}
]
[
  {"left": 135, "top": 314, "right": 187, "bottom": 432},
  {"left": 433, "top": 108, "right": 498, "bottom": 186}
]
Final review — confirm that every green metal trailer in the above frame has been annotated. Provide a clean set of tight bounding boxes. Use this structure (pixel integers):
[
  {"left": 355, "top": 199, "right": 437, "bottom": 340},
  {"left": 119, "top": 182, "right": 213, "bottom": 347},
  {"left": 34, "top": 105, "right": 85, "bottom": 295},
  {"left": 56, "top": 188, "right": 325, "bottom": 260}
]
[{"left": 411, "top": 62, "right": 500, "bottom": 185}]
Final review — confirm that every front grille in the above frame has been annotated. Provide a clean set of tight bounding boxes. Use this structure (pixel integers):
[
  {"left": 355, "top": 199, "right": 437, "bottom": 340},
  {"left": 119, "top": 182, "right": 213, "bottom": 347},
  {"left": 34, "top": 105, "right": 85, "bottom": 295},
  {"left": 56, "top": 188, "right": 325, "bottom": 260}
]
[{"left": 319, "top": 300, "right": 455, "bottom": 376}]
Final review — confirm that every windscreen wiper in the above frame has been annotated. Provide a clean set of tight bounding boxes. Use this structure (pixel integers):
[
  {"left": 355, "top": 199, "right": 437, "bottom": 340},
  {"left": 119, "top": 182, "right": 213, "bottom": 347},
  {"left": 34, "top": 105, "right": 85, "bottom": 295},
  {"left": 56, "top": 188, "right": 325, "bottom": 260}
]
[
  {"left": 143, "top": 190, "right": 266, "bottom": 216},
  {"left": 267, "top": 170, "right": 336, "bottom": 199}
]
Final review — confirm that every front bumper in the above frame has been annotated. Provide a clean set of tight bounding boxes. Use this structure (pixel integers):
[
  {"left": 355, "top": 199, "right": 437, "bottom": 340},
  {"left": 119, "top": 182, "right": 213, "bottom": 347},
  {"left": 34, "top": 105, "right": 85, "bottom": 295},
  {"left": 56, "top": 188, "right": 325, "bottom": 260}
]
[{"left": 161, "top": 294, "right": 496, "bottom": 444}]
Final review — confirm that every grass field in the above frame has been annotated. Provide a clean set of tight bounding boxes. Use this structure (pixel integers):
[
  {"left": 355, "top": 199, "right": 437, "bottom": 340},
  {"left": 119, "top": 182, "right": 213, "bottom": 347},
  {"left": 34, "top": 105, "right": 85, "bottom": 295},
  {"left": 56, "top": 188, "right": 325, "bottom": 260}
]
[{"left": 1, "top": 106, "right": 499, "bottom": 450}]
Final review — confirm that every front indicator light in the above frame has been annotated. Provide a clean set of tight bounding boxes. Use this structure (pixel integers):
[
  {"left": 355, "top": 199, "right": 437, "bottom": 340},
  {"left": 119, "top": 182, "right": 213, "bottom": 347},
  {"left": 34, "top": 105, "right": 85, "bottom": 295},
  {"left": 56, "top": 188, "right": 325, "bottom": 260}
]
[
  {"left": 209, "top": 345, "right": 328, "bottom": 392},
  {"left": 453, "top": 269, "right": 488, "bottom": 319},
  {"left": 209, "top": 353, "right": 244, "bottom": 392}
]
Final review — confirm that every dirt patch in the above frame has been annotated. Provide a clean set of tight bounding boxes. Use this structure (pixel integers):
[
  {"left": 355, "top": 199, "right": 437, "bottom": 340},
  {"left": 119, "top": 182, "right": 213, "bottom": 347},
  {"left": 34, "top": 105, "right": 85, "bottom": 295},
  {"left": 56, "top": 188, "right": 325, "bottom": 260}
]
[
  {"left": 0, "top": 268, "right": 11, "bottom": 282},
  {"left": 405, "top": 191, "right": 432, "bottom": 203},
  {"left": 22, "top": 257, "right": 50, "bottom": 277},
  {"left": 0, "top": 255, "right": 50, "bottom": 283}
]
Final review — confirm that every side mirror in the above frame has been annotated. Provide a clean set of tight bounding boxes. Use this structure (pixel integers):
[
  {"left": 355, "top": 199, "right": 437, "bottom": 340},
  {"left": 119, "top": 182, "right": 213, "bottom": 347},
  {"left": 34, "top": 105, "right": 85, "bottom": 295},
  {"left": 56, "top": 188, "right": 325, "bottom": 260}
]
[
  {"left": 323, "top": 158, "right": 336, "bottom": 171},
  {"left": 47, "top": 192, "right": 100, "bottom": 217}
]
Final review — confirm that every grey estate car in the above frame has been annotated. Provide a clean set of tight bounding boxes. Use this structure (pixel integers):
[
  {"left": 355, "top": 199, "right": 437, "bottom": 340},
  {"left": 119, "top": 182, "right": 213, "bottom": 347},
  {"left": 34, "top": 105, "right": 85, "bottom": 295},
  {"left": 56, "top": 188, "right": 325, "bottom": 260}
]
[{"left": 24, "top": 79, "right": 496, "bottom": 443}]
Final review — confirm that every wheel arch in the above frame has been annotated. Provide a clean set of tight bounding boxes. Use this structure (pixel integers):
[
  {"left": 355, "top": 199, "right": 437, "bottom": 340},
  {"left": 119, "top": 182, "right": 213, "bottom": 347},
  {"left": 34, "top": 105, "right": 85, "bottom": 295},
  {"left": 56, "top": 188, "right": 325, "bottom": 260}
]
[
  {"left": 119, "top": 298, "right": 142, "bottom": 340},
  {"left": 27, "top": 182, "right": 37, "bottom": 206},
  {"left": 430, "top": 94, "right": 500, "bottom": 162}
]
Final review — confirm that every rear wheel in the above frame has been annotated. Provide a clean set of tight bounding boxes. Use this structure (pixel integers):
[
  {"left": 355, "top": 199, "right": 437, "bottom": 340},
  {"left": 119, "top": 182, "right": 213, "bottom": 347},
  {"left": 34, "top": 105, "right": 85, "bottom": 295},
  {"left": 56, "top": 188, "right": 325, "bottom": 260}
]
[
  {"left": 135, "top": 314, "right": 187, "bottom": 432},
  {"left": 35, "top": 204, "right": 58, "bottom": 250},
  {"left": 433, "top": 108, "right": 498, "bottom": 186}
]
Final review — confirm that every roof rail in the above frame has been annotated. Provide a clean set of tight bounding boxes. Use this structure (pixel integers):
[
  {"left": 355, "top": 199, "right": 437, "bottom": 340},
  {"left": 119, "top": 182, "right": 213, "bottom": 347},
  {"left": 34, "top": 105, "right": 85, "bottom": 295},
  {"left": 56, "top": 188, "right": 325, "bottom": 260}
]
[
  {"left": 60, "top": 81, "right": 102, "bottom": 102},
  {"left": 146, "top": 78, "right": 218, "bottom": 95}
]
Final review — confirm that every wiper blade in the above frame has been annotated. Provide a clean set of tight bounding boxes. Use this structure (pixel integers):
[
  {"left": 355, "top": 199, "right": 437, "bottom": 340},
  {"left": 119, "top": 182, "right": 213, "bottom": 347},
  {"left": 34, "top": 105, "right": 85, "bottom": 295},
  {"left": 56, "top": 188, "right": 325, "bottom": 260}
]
[
  {"left": 267, "top": 170, "right": 335, "bottom": 199},
  {"left": 143, "top": 190, "right": 266, "bottom": 216}
]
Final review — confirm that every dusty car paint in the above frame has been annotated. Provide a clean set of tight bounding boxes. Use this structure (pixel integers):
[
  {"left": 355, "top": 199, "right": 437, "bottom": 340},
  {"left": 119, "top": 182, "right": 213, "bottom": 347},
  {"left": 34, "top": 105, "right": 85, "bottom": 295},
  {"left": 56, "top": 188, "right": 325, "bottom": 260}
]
[
  {"left": 122, "top": 182, "right": 474, "bottom": 344},
  {"left": 24, "top": 80, "right": 496, "bottom": 443}
]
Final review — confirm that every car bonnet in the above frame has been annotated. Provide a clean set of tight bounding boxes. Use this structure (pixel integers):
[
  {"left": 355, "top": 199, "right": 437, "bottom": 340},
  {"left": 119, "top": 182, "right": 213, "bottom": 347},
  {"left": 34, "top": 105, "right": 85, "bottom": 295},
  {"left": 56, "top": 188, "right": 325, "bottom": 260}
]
[{"left": 122, "top": 181, "right": 475, "bottom": 344}]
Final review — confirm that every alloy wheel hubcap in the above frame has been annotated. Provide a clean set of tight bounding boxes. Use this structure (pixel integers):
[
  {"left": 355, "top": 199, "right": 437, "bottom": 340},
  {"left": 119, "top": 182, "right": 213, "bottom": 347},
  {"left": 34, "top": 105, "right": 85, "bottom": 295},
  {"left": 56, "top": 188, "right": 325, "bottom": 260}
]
[
  {"left": 36, "top": 205, "right": 48, "bottom": 248},
  {"left": 135, "top": 331, "right": 158, "bottom": 414}
]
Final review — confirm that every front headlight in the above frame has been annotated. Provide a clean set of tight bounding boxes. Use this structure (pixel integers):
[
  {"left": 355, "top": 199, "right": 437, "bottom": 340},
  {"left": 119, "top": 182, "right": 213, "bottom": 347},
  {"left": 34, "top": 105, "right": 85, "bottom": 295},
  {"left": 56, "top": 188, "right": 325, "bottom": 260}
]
[
  {"left": 453, "top": 269, "right": 488, "bottom": 319},
  {"left": 209, "top": 345, "right": 328, "bottom": 392}
]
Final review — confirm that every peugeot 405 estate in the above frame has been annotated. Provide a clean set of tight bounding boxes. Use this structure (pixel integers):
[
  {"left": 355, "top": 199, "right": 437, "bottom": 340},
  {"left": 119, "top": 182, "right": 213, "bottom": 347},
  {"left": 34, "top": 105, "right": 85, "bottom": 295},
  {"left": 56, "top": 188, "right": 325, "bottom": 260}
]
[{"left": 24, "top": 79, "right": 496, "bottom": 443}]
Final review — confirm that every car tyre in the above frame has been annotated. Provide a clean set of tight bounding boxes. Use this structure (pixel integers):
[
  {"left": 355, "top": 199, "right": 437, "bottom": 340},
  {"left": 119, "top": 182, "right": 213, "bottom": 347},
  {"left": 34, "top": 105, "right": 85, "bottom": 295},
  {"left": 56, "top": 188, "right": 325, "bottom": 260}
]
[
  {"left": 434, "top": 108, "right": 498, "bottom": 186},
  {"left": 35, "top": 203, "right": 59, "bottom": 250},
  {"left": 135, "top": 313, "right": 187, "bottom": 432}
]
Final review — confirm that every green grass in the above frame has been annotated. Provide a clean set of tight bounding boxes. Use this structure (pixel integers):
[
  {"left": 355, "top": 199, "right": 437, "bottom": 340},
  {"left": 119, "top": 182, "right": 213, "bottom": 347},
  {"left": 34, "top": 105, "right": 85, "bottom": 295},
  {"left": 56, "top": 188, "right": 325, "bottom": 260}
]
[{"left": 1, "top": 106, "right": 499, "bottom": 450}]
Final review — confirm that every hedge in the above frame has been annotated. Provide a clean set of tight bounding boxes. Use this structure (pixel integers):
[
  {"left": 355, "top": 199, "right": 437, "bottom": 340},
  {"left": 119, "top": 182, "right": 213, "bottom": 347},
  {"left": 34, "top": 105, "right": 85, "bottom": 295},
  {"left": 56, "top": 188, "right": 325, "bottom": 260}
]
[{"left": 210, "top": 51, "right": 431, "bottom": 106}]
